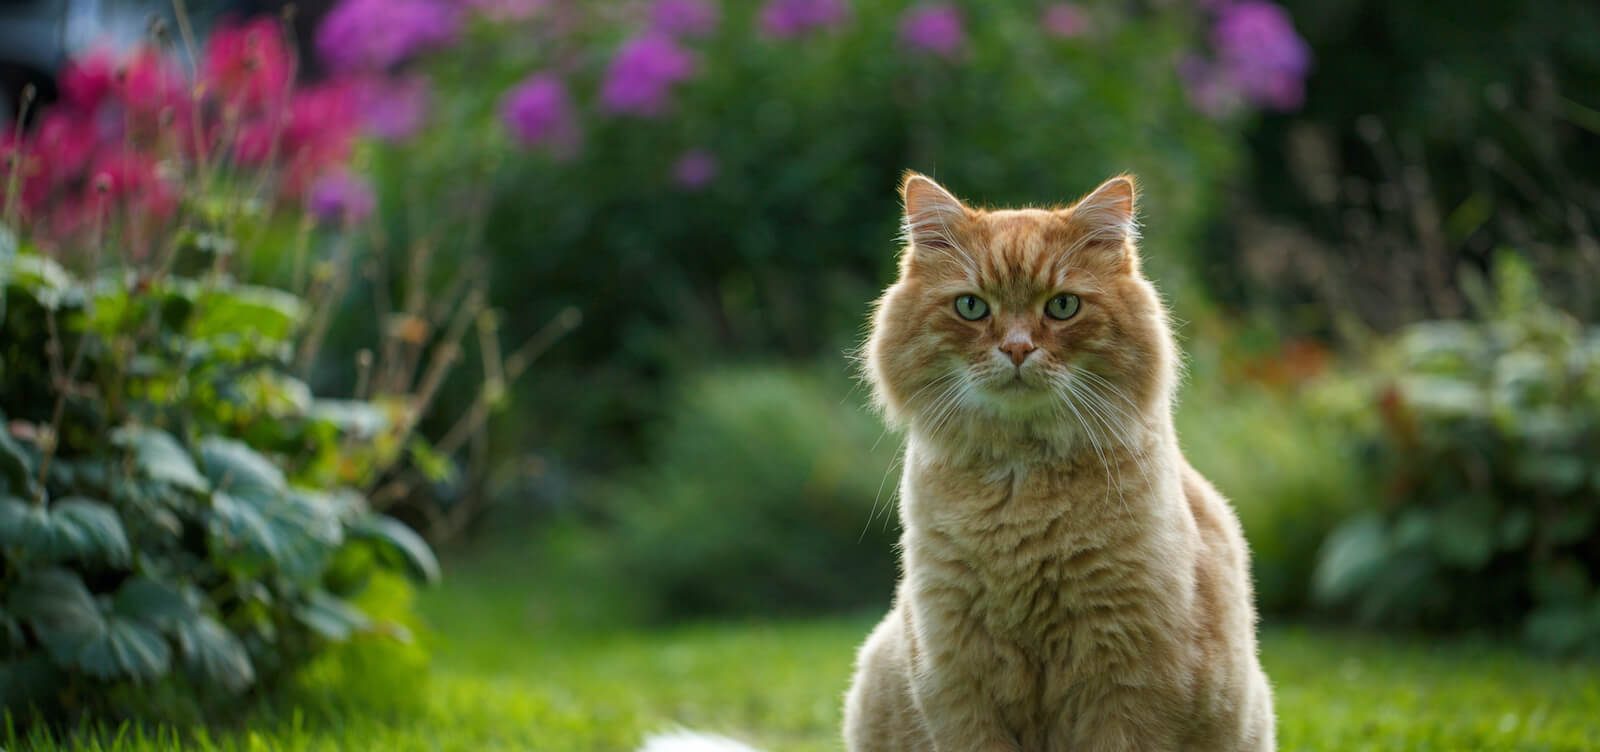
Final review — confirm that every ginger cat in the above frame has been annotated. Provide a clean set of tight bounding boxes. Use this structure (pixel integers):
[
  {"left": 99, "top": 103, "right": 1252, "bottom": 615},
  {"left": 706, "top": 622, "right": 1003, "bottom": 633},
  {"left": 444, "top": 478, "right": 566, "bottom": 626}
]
[{"left": 843, "top": 173, "right": 1274, "bottom": 751}]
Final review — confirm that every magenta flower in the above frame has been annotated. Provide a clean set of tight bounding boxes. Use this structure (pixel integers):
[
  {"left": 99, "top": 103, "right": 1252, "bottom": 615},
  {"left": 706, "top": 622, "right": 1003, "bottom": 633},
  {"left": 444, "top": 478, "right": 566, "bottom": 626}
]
[
  {"left": 758, "top": 0, "right": 849, "bottom": 39},
  {"left": 308, "top": 169, "right": 376, "bottom": 224},
  {"left": 651, "top": 0, "right": 719, "bottom": 38},
  {"left": 599, "top": 34, "right": 698, "bottom": 117},
  {"left": 316, "top": 0, "right": 461, "bottom": 73},
  {"left": 58, "top": 51, "right": 118, "bottom": 112},
  {"left": 501, "top": 73, "right": 579, "bottom": 151},
  {"left": 1042, "top": 3, "right": 1091, "bottom": 39},
  {"left": 358, "top": 74, "right": 432, "bottom": 142},
  {"left": 672, "top": 149, "right": 718, "bottom": 189},
  {"left": 1211, "top": 0, "right": 1311, "bottom": 111},
  {"left": 204, "top": 18, "right": 293, "bottom": 113},
  {"left": 899, "top": 4, "right": 964, "bottom": 58}
]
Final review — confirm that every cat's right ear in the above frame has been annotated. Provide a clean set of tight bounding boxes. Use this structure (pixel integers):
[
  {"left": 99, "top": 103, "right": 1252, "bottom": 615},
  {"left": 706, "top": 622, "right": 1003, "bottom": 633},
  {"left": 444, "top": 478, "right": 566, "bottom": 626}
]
[{"left": 900, "top": 172, "right": 970, "bottom": 259}]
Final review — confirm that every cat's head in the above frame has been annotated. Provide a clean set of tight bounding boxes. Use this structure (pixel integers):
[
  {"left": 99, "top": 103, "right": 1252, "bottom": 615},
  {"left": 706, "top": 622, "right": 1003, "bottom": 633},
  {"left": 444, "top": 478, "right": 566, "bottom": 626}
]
[{"left": 865, "top": 172, "right": 1176, "bottom": 457}]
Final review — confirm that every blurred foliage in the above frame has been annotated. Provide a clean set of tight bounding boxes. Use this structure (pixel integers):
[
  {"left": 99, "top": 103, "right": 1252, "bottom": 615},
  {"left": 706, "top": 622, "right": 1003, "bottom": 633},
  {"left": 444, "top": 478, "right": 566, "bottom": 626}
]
[
  {"left": 0, "top": 235, "right": 438, "bottom": 721},
  {"left": 1177, "top": 335, "right": 1368, "bottom": 615},
  {"left": 1211, "top": 0, "right": 1600, "bottom": 332},
  {"left": 1311, "top": 255, "right": 1600, "bottom": 655},
  {"left": 346, "top": 0, "right": 1239, "bottom": 481},
  {"left": 599, "top": 366, "right": 898, "bottom": 619}
]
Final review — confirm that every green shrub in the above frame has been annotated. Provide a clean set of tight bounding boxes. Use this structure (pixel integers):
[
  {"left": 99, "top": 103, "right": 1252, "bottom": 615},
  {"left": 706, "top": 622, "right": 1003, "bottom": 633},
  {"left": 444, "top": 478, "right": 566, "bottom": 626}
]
[
  {"left": 0, "top": 234, "right": 440, "bottom": 720},
  {"left": 1176, "top": 360, "right": 1367, "bottom": 616},
  {"left": 1311, "top": 256, "right": 1600, "bottom": 654},
  {"left": 344, "top": 0, "right": 1242, "bottom": 473},
  {"left": 602, "top": 366, "right": 899, "bottom": 619}
]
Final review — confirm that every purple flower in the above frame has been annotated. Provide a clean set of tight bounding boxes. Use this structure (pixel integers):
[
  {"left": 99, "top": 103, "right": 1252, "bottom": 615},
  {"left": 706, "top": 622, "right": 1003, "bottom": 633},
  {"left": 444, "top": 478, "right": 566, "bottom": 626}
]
[
  {"left": 501, "top": 73, "right": 579, "bottom": 151},
  {"left": 672, "top": 149, "right": 718, "bottom": 189},
  {"left": 599, "top": 33, "right": 698, "bottom": 117},
  {"left": 651, "top": 0, "right": 720, "bottom": 38},
  {"left": 1042, "top": 3, "right": 1091, "bottom": 39},
  {"left": 1211, "top": 0, "right": 1310, "bottom": 111},
  {"left": 899, "top": 4, "right": 964, "bottom": 58},
  {"left": 316, "top": 0, "right": 461, "bottom": 73},
  {"left": 308, "top": 169, "right": 376, "bottom": 224},
  {"left": 758, "top": 0, "right": 849, "bottom": 39},
  {"left": 358, "top": 75, "right": 431, "bottom": 142},
  {"left": 1177, "top": 55, "right": 1243, "bottom": 119}
]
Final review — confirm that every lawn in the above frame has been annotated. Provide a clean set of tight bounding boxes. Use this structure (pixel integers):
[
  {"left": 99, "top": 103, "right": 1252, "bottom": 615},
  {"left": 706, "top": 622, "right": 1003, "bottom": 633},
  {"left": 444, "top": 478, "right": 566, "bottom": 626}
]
[{"left": 12, "top": 544, "right": 1600, "bottom": 751}]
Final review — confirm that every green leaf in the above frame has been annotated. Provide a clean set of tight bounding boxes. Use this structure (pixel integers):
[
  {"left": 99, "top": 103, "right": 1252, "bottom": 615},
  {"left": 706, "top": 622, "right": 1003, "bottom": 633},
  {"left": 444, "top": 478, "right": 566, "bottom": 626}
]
[
  {"left": 114, "top": 426, "right": 210, "bottom": 494},
  {"left": 1428, "top": 499, "right": 1498, "bottom": 569},
  {"left": 201, "top": 439, "right": 342, "bottom": 581},
  {"left": 112, "top": 577, "right": 195, "bottom": 631},
  {"left": 175, "top": 615, "right": 254, "bottom": 692},
  {"left": 189, "top": 283, "right": 305, "bottom": 344},
  {"left": 9, "top": 569, "right": 173, "bottom": 681},
  {"left": 199, "top": 437, "right": 286, "bottom": 497},
  {"left": 352, "top": 515, "right": 441, "bottom": 585},
  {"left": 0, "top": 496, "right": 130, "bottom": 566},
  {"left": 0, "top": 427, "right": 39, "bottom": 501},
  {"left": 311, "top": 400, "right": 390, "bottom": 438},
  {"left": 8, "top": 568, "right": 105, "bottom": 667},
  {"left": 295, "top": 590, "right": 370, "bottom": 642},
  {"left": 1313, "top": 514, "right": 1391, "bottom": 604},
  {"left": 51, "top": 498, "right": 131, "bottom": 567},
  {"left": 75, "top": 619, "right": 170, "bottom": 681},
  {"left": 0, "top": 653, "right": 62, "bottom": 710}
]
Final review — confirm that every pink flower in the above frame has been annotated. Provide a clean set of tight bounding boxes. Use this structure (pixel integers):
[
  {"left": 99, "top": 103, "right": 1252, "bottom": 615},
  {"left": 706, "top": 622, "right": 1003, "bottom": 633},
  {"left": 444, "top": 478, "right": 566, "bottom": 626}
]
[
  {"left": 59, "top": 51, "right": 119, "bottom": 112},
  {"left": 316, "top": 0, "right": 462, "bottom": 73},
  {"left": 1042, "top": 3, "right": 1091, "bottom": 39},
  {"left": 500, "top": 73, "right": 579, "bottom": 151},
  {"left": 672, "top": 148, "right": 717, "bottom": 189},
  {"left": 1211, "top": 0, "right": 1311, "bottom": 111},
  {"left": 308, "top": 169, "right": 376, "bottom": 224},
  {"left": 204, "top": 18, "right": 294, "bottom": 114},
  {"left": 651, "top": 0, "right": 720, "bottom": 38},
  {"left": 599, "top": 34, "right": 698, "bottom": 117},
  {"left": 758, "top": 0, "right": 848, "bottom": 39},
  {"left": 899, "top": 4, "right": 964, "bottom": 58},
  {"left": 357, "top": 74, "right": 432, "bottom": 142}
]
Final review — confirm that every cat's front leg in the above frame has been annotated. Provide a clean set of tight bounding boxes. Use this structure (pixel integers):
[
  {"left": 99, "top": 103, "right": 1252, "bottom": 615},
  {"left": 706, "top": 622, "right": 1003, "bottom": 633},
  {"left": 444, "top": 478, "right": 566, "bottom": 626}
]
[{"left": 907, "top": 664, "right": 1020, "bottom": 752}]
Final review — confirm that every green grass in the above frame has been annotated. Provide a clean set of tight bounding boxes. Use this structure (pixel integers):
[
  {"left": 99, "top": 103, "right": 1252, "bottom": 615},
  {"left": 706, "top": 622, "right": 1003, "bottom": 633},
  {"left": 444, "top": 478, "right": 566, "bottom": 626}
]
[{"left": 13, "top": 543, "right": 1600, "bottom": 751}]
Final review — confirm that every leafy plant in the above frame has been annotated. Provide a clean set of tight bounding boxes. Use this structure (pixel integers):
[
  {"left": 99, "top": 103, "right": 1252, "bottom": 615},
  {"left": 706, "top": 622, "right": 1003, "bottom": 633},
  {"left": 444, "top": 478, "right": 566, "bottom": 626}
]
[
  {"left": 601, "top": 366, "right": 899, "bottom": 619},
  {"left": 1311, "top": 255, "right": 1600, "bottom": 654},
  {"left": 0, "top": 235, "right": 440, "bottom": 719}
]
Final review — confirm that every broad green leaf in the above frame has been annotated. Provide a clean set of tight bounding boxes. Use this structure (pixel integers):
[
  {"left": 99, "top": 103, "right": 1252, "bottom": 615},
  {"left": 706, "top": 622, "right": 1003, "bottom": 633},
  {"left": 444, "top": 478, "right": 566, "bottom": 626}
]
[
  {"left": 51, "top": 498, "right": 131, "bottom": 567},
  {"left": 113, "top": 577, "right": 195, "bottom": 630},
  {"left": 295, "top": 590, "right": 370, "bottom": 642},
  {"left": 1428, "top": 499, "right": 1498, "bottom": 570},
  {"left": 0, "top": 496, "right": 130, "bottom": 566},
  {"left": 1312, "top": 514, "right": 1391, "bottom": 604},
  {"left": 8, "top": 568, "right": 104, "bottom": 667},
  {"left": 352, "top": 515, "right": 441, "bottom": 585},
  {"left": 4, "top": 254, "right": 80, "bottom": 310},
  {"left": 200, "top": 437, "right": 286, "bottom": 496},
  {"left": 175, "top": 615, "right": 254, "bottom": 692},
  {"left": 188, "top": 283, "right": 305, "bottom": 343},
  {"left": 203, "top": 444, "right": 341, "bottom": 582},
  {"left": 311, "top": 400, "right": 390, "bottom": 438},
  {"left": 75, "top": 618, "right": 170, "bottom": 681},
  {"left": 114, "top": 426, "right": 210, "bottom": 494},
  {"left": 9, "top": 569, "right": 173, "bottom": 681},
  {"left": 0, "top": 428, "right": 39, "bottom": 500}
]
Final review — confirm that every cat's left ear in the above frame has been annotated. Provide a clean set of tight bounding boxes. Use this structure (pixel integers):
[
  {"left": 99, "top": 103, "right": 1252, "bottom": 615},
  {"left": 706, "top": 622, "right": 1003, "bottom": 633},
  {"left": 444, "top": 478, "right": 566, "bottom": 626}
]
[{"left": 1062, "top": 175, "right": 1139, "bottom": 267}]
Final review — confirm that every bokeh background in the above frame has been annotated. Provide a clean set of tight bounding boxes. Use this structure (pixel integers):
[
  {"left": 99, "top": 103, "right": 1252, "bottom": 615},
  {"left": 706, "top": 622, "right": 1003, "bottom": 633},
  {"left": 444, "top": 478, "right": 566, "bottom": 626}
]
[{"left": 1, "top": 0, "right": 1598, "bottom": 749}]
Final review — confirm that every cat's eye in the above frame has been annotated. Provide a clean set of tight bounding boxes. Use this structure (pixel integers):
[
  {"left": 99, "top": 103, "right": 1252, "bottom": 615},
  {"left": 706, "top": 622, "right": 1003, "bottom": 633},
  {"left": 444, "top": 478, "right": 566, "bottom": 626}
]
[
  {"left": 1045, "top": 293, "right": 1081, "bottom": 320},
  {"left": 954, "top": 294, "right": 989, "bottom": 321}
]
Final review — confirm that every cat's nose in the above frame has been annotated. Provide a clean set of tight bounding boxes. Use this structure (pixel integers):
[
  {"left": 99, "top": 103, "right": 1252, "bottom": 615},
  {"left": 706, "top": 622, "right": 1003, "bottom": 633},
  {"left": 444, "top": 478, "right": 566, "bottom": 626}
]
[{"left": 999, "top": 341, "right": 1036, "bottom": 367}]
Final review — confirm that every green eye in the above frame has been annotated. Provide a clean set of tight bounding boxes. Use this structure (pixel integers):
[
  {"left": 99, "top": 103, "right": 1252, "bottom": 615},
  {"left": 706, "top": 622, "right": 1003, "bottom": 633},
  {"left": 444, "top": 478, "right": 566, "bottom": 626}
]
[
  {"left": 1045, "top": 293, "right": 1081, "bottom": 320},
  {"left": 954, "top": 294, "right": 989, "bottom": 321}
]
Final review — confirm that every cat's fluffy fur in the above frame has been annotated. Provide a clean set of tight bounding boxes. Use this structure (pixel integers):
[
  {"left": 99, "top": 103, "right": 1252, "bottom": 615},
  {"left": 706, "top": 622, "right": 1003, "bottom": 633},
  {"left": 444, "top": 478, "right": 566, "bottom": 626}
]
[{"left": 843, "top": 173, "right": 1274, "bottom": 751}]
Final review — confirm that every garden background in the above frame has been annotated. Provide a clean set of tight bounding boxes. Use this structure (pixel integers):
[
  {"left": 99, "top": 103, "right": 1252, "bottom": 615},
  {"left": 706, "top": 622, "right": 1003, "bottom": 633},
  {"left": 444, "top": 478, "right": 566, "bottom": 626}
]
[{"left": 1, "top": 0, "right": 1598, "bottom": 749}]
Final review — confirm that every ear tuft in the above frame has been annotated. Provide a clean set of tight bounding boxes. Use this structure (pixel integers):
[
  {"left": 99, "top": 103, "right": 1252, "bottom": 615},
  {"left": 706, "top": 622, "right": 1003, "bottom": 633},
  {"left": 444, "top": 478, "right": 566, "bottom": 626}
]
[
  {"left": 900, "top": 172, "right": 969, "bottom": 256},
  {"left": 1068, "top": 175, "right": 1139, "bottom": 247}
]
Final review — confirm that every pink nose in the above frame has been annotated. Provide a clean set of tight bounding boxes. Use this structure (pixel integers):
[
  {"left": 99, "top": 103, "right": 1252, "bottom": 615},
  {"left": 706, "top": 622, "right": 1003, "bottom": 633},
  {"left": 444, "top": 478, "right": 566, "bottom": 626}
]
[{"left": 999, "top": 341, "right": 1036, "bottom": 366}]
